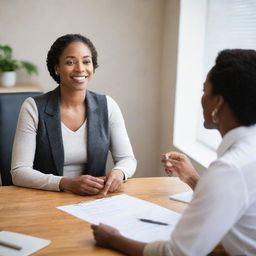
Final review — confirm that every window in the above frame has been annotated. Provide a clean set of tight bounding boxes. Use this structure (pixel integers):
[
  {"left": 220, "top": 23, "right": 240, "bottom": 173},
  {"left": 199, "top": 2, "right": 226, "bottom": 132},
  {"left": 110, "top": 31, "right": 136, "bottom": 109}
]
[{"left": 174, "top": 0, "right": 256, "bottom": 168}]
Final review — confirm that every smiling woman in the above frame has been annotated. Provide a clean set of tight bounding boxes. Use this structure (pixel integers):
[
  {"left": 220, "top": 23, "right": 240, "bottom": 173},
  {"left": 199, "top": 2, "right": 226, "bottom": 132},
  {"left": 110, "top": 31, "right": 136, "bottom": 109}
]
[
  {"left": 55, "top": 42, "right": 95, "bottom": 132},
  {"left": 55, "top": 42, "right": 94, "bottom": 92},
  {"left": 11, "top": 34, "right": 137, "bottom": 195}
]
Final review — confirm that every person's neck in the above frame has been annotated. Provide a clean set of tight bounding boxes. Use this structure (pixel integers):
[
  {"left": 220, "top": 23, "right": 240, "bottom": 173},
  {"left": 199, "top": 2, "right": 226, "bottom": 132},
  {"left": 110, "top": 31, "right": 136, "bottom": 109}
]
[
  {"left": 60, "top": 86, "right": 86, "bottom": 108},
  {"left": 219, "top": 122, "right": 240, "bottom": 137},
  {"left": 216, "top": 102, "right": 240, "bottom": 137},
  {"left": 218, "top": 110, "right": 240, "bottom": 137}
]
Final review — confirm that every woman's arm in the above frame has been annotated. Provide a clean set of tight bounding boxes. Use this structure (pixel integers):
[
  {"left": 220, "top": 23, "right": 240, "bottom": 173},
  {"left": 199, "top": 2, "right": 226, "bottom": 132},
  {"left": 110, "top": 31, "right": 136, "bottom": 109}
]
[
  {"left": 11, "top": 98, "right": 62, "bottom": 191},
  {"left": 102, "top": 96, "right": 137, "bottom": 195},
  {"left": 91, "top": 223, "right": 145, "bottom": 256},
  {"left": 92, "top": 163, "right": 247, "bottom": 256},
  {"left": 107, "top": 96, "right": 137, "bottom": 178}
]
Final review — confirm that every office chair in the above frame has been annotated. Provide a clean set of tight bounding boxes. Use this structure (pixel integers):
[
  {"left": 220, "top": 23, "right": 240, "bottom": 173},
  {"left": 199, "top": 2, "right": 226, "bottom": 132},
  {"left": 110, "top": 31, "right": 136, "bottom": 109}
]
[{"left": 0, "top": 91, "right": 42, "bottom": 186}]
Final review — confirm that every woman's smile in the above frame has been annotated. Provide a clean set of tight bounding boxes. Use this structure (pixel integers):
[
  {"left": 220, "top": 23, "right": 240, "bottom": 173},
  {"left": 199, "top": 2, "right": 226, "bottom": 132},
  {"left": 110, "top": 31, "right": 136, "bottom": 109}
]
[{"left": 56, "top": 41, "right": 94, "bottom": 90}]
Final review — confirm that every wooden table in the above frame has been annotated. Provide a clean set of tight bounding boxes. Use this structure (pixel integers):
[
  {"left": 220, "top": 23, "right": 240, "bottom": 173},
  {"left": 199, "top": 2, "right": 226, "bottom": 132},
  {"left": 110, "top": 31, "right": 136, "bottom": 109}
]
[{"left": 0, "top": 177, "right": 225, "bottom": 255}]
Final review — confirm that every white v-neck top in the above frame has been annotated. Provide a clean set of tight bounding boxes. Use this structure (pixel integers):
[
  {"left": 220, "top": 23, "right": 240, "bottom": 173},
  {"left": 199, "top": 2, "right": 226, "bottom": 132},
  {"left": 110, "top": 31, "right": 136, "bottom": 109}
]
[
  {"left": 11, "top": 95, "right": 137, "bottom": 191},
  {"left": 61, "top": 121, "right": 87, "bottom": 178},
  {"left": 144, "top": 125, "right": 256, "bottom": 256}
]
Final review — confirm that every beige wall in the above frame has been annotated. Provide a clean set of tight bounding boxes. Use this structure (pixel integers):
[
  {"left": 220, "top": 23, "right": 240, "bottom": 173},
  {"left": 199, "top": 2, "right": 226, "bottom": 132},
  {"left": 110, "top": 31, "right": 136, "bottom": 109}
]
[
  {"left": 1, "top": 0, "right": 183, "bottom": 177},
  {"left": 157, "top": 0, "right": 180, "bottom": 176}
]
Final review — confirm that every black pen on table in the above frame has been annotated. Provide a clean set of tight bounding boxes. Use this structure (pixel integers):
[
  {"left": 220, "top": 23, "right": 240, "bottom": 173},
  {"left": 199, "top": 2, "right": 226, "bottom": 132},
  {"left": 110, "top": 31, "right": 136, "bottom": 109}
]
[
  {"left": 138, "top": 218, "right": 169, "bottom": 226},
  {"left": 0, "top": 240, "right": 22, "bottom": 250}
]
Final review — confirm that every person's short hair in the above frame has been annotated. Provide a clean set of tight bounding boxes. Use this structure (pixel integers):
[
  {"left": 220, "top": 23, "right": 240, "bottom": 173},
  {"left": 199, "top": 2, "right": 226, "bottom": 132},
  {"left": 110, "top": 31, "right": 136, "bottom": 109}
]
[
  {"left": 208, "top": 49, "right": 256, "bottom": 126},
  {"left": 47, "top": 34, "right": 98, "bottom": 84}
]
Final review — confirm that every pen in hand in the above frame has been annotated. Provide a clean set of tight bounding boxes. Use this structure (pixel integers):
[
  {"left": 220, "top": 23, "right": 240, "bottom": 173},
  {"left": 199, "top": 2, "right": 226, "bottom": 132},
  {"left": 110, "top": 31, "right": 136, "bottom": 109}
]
[{"left": 138, "top": 218, "right": 169, "bottom": 226}]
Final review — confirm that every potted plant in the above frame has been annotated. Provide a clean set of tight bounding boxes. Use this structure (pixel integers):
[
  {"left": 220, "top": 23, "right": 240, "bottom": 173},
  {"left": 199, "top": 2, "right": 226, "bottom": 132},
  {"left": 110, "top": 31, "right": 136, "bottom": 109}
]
[{"left": 0, "top": 45, "right": 38, "bottom": 87}]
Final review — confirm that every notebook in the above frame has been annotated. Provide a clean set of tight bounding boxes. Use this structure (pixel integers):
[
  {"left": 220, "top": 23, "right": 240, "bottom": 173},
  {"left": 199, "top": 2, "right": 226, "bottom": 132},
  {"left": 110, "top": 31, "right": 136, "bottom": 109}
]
[
  {"left": 169, "top": 190, "right": 193, "bottom": 203},
  {"left": 0, "top": 231, "right": 51, "bottom": 256}
]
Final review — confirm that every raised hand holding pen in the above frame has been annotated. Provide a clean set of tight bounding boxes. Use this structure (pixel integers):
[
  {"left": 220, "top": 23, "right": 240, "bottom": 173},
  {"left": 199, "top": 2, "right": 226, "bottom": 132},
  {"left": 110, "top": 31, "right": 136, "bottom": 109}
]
[
  {"left": 162, "top": 151, "right": 200, "bottom": 190},
  {"left": 101, "top": 169, "right": 124, "bottom": 196}
]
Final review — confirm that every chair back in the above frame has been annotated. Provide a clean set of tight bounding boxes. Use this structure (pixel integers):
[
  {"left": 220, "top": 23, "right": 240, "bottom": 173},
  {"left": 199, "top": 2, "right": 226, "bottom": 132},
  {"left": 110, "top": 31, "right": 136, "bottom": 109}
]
[{"left": 0, "top": 91, "right": 42, "bottom": 185}]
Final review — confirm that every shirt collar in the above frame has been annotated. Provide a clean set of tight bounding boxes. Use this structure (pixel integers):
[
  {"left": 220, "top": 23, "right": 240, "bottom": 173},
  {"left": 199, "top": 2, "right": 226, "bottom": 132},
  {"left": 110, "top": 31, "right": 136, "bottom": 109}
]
[{"left": 217, "top": 124, "right": 256, "bottom": 158}]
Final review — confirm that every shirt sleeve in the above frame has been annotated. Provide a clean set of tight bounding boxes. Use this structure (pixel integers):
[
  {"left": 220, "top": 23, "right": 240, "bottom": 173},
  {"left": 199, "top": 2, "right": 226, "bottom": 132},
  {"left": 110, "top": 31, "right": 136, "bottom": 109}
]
[
  {"left": 107, "top": 96, "right": 137, "bottom": 180},
  {"left": 143, "top": 160, "right": 247, "bottom": 256},
  {"left": 11, "top": 97, "right": 62, "bottom": 191}
]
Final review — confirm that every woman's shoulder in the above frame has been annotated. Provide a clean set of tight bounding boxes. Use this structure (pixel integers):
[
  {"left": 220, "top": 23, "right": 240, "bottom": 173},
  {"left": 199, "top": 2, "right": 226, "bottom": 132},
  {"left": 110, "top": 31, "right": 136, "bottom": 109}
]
[
  {"left": 22, "top": 97, "right": 37, "bottom": 112},
  {"left": 19, "top": 97, "right": 38, "bottom": 123},
  {"left": 106, "top": 95, "right": 121, "bottom": 113},
  {"left": 106, "top": 95, "right": 118, "bottom": 105},
  {"left": 22, "top": 87, "right": 57, "bottom": 114},
  {"left": 33, "top": 87, "right": 58, "bottom": 103},
  {"left": 87, "top": 90, "right": 119, "bottom": 109}
]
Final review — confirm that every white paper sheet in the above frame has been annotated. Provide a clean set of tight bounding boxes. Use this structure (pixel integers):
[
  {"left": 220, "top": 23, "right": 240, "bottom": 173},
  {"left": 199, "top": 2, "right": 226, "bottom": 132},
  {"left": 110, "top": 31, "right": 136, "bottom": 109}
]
[
  {"left": 169, "top": 190, "right": 193, "bottom": 203},
  {"left": 0, "top": 231, "right": 51, "bottom": 256},
  {"left": 57, "top": 194, "right": 181, "bottom": 243}
]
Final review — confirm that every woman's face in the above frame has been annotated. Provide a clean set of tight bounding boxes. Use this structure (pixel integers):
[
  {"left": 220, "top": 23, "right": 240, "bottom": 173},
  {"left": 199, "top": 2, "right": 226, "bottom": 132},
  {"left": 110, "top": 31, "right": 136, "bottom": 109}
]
[
  {"left": 201, "top": 79, "right": 218, "bottom": 129},
  {"left": 55, "top": 41, "right": 94, "bottom": 91}
]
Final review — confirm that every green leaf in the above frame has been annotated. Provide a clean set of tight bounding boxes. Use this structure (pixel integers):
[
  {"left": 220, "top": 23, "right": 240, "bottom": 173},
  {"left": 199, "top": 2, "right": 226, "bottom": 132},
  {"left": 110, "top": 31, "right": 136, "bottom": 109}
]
[
  {"left": 20, "top": 61, "right": 38, "bottom": 75},
  {"left": 0, "top": 59, "right": 19, "bottom": 71},
  {"left": 0, "top": 44, "right": 38, "bottom": 75},
  {"left": 0, "top": 45, "right": 13, "bottom": 60}
]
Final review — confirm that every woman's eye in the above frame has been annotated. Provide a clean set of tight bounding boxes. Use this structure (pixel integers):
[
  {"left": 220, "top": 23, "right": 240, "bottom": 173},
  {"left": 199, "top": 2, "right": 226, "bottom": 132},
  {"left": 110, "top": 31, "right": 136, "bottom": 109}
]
[
  {"left": 66, "top": 61, "right": 75, "bottom": 65},
  {"left": 84, "top": 60, "right": 91, "bottom": 65}
]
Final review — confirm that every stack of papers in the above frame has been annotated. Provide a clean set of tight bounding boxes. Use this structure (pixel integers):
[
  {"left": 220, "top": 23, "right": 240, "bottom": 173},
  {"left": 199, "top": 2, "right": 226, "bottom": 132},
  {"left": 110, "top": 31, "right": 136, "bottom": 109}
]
[
  {"left": 169, "top": 190, "right": 193, "bottom": 203},
  {"left": 0, "top": 231, "right": 51, "bottom": 256},
  {"left": 57, "top": 194, "right": 181, "bottom": 243}
]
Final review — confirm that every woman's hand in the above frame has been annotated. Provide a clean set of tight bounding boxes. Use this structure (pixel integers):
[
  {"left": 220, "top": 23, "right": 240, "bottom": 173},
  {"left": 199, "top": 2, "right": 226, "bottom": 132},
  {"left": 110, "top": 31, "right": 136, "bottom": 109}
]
[
  {"left": 101, "top": 169, "right": 124, "bottom": 196},
  {"left": 91, "top": 223, "right": 146, "bottom": 255},
  {"left": 59, "top": 175, "right": 105, "bottom": 195},
  {"left": 91, "top": 223, "right": 121, "bottom": 248},
  {"left": 162, "top": 152, "right": 200, "bottom": 190}
]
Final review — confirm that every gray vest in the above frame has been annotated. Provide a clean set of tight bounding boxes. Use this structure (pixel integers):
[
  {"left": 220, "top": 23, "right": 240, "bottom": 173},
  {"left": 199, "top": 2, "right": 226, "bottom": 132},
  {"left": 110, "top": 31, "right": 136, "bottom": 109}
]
[{"left": 33, "top": 86, "right": 109, "bottom": 177}]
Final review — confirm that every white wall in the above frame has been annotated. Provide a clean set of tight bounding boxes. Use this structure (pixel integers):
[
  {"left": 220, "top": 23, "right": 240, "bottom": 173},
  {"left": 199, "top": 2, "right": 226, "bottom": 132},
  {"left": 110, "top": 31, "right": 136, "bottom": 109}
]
[{"left": 0, "top": 0, "right": 181, "bottom": 177}]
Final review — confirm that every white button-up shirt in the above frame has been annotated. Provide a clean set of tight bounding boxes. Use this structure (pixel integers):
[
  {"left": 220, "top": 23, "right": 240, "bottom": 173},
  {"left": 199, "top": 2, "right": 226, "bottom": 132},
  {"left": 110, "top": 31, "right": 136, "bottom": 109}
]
[{"left": 144, "top": 125, "right": 256, "bottom": 256}]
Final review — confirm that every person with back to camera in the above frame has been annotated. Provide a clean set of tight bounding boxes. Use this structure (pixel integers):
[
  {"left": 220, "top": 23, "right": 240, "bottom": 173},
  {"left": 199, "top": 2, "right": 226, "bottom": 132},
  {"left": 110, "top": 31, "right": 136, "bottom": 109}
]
[
  {"left": 91, "top": 49, "right": 256, "bottom": 255},
  {"left": 11, "top": 34, "right": 137, "bottom": 196}
]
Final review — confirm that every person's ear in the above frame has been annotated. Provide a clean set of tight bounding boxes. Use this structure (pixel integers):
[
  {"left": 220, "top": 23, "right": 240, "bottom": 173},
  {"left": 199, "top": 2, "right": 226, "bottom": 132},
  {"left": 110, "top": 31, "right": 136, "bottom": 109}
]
[
  {"left": 211, "top": 95, "right": 224, "bottom": 124},
  {"left": 215, "top": 94, "right": 224, "bottom": 110},
  {"left": 54, "top": 65, "right": 59, "bottom": 76}
]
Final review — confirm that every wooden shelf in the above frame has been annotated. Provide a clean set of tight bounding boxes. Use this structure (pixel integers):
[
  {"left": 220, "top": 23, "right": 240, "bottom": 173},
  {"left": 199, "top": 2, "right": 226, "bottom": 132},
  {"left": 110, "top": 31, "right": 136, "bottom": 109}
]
[{"left": 0, "top": 83, "right": 43, "bottom": 93}]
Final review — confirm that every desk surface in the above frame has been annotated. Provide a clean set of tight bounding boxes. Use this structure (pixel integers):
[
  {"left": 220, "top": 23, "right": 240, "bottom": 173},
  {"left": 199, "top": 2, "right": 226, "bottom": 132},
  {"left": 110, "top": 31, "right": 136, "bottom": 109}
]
[{"left": 0, "top": 177, "right": 225, "bottom": 255}]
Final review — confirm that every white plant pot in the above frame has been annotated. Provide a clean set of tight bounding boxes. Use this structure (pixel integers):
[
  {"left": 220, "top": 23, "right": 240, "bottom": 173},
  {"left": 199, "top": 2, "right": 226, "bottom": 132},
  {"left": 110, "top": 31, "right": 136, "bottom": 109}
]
[{"left": 0, "top": 71, "right": 17, "bottom": 87}]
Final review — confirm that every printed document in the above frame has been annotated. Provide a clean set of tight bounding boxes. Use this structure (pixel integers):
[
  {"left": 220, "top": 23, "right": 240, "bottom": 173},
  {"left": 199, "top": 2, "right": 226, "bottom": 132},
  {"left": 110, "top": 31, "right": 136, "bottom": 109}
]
[{"left": 57, "top": 194, "right": 181, "bottom": 243}]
